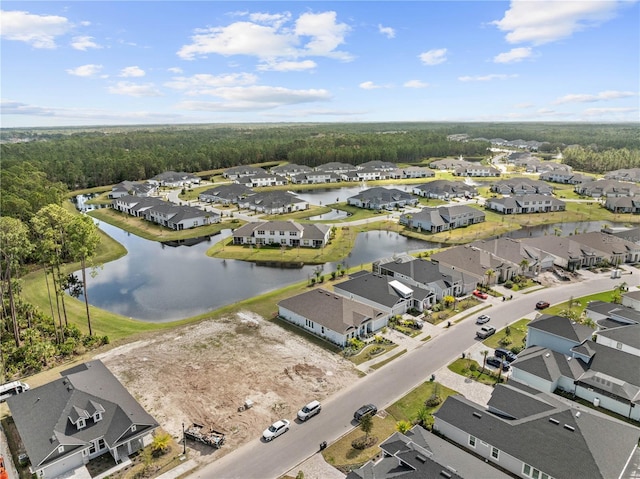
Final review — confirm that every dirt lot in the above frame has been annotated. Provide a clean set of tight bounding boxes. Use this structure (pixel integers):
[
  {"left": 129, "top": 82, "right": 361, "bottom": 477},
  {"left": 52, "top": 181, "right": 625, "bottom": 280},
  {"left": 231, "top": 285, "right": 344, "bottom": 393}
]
[{"left": 97, "top": 311, "right": 360, "bottom": 463}]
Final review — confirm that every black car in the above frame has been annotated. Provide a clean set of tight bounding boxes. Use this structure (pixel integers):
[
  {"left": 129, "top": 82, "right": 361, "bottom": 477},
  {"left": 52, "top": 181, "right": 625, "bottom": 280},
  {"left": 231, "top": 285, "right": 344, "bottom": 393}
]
[
  {"left": 486, "top": 356, "right": 510, "bottom": 371},
  {"left": 354, "top": 404, "right": 377, "bottom": 421},
  {"left": 494, "top": 348, "right": 518, "bottom": 363}
]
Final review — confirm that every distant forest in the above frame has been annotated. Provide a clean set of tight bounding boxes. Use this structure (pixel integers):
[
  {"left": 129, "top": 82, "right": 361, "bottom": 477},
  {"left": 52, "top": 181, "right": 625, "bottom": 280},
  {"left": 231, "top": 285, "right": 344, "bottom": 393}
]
[{"left": 1, "top": 122, "right": 639, "bottom": 190}]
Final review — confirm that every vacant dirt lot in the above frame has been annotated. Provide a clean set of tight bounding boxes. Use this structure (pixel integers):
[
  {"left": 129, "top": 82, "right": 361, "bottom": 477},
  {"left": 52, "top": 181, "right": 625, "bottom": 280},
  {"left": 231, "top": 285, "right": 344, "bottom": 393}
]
[{"left": 97, "top": 311, "right": 359, "bottom": 463}]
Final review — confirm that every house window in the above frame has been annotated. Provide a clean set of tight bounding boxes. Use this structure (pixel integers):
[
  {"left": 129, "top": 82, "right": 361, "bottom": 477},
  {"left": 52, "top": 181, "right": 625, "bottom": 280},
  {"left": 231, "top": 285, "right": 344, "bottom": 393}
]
[
  {"left": 321, "top": 326, "right": 325, "bottom": 334},
  {"left": 290, "top": 231, "right": 297, "bottom": 236},
  {"left": 468, "top": 435, "right": 476, "bottom": 448},
  {"left": 131, "top": 425, "right": 137, "bottom": 432},
  {"left": 279, "top": 231, "right": 285, "bottom": 235},
  {"left": 98, "top": 438, "right": 106, "bottom": 450},
  {"left": 77, "top": 418, "right": 85, "bottom": 429},
  {"left": 58, "top": 446, "right": 64, "bottom": 454},
  {"left": 269, "top": 231, "right": 275, "bottom": 235},
  {"left": 257, "top": 231, "right": 265, "bottom": 235},
  {"left": 94, "top": 412, "right": 102, "bottom": 422},
  {"left": 89, "top": 442, "right": 97, "bottom": 455},
  {"left": 491, "top": 447, "right": 499, "bottom": 460}
]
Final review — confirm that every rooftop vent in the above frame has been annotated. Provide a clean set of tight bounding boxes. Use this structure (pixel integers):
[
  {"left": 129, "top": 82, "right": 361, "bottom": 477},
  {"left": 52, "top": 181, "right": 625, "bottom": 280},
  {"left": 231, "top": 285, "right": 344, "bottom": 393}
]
[
  {"left": 472, "top": 412, "right": 482, "bottom": 419},
  {"left": 549, "top": 417, "right": 560, "bottom": 425},
  {"left": 440, "top": 472, "right": 453, "bottom": 479},
  {"left": 416, "top": 455, "right": 427, "bottom": 463},
  {"left": 564, "top": 424, "right": 575, "bottom": 432},
  {"left": 575, "top": 412, "right": 581, "bottom": 418}
]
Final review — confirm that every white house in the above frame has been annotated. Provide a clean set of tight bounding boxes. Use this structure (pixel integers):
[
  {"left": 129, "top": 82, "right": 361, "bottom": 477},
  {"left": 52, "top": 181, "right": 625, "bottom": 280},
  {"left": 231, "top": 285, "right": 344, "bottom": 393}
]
[{"left": 231, "top": 220, "right": 331, "bottom": 248}]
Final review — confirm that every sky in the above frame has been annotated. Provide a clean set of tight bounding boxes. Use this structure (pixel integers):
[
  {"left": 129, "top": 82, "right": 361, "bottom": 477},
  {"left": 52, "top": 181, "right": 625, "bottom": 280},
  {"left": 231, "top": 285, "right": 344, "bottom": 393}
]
[{"left": 1, "top": 1, "right": 639, "bottom": 128}]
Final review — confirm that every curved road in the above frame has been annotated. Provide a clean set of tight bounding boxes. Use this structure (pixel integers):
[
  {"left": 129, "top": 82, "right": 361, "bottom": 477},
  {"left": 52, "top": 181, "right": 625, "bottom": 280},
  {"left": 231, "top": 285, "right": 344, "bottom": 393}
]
[{"left": 188, "top": 272, "right": 628, "bottom": 479}]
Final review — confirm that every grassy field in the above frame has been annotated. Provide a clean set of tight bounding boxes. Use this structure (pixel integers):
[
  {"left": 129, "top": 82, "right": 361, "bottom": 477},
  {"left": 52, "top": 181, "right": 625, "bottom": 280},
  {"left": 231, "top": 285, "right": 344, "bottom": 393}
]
[
  {"left": 448, "top": 358, "right": 505, "bottom": 386},
  {"left": 482, "top": 318, "right": 530, "bottom": 350},
  {"left": 385, "top": 381, "right": 458, "bottom": 422},
  {"left": 544, "top": 290, "right": 623, "bottom": 316}
]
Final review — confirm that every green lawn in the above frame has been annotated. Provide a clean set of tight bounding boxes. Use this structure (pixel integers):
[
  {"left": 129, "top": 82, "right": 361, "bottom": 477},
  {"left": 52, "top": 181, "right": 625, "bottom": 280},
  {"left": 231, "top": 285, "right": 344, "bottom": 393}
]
[
  {"left": 386, "top": 381, "right": 458, "bottom": 423},
  {"left": 544, "top": 290, "right": 622, "bottom": 317},
  {"left": 448, "top": 358, "right": 505, "bottom": 386},
  {"left": 482, "top": 318, "right": 530, "bottom": 350}
]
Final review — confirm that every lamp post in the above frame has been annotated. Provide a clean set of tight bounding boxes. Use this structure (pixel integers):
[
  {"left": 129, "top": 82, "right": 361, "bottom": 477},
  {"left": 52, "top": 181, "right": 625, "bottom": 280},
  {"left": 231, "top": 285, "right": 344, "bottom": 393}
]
[{"left": 182, "top": 422, "right": 186, "bottom": 455}]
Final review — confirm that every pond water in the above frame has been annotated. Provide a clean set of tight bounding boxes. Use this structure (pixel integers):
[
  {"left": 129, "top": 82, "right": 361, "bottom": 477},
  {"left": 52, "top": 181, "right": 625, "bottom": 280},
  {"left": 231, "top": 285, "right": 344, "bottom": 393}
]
[
  {"left": 80, "top": 221, "right": 435, "bottom": 322},
  {"left": 307, "top": 209, "right": 349, "bottom": 221}
]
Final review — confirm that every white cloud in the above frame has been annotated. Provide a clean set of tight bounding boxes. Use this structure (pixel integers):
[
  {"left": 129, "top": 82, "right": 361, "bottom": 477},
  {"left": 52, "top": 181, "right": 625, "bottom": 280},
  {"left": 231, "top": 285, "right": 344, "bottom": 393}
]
[
  {"left": 1, "top": 10, "right": 71, "bottom": 48},
  {"left": 359, "top": 81, "right": 383, "bottom": 90},
  {"left": 257, "top": 60, "right": 317, "bottom": 71},
  {"left": 66, "top": 64, "right": 104, "bottom": 77},
  {"left": 493, "top": 0, "right": 627, "bottom": 45},
  {"left": 70, "top": 35, "right": 101, "bottom": 51},
  {"left": 403, "top": 80, "right": 429, "bottom": 88},
  {"left": 419, "top": 48, "right": 447, "bottom": 66},
  {"left": 107, "top": 81, "right": 163, "bottom": 97},
  {"left": 175, "top": 86, "right": 331, "bottom": 111},
  {"left": 458, "top": 74, "right": 518, "bottom": 82},
  {"left": 378, "top": 24, "right": 395, "bottom": 39},
  {"left": 119, "top": 66, "right": 146, "bottom": 77},
  {"left": 493, "top": 47, "right": 533, "bottom": 63},
  {"left": 165, "top": 73, "right": 258, "bottom": 94},
  {"left": 178, "top": 10, "right": 352, "bottom": 62},
  {"left": 168, "top": 67, "right": 183, "bottom": 74},
  {"left": 554, "top": 90, "right": 637, "bottom": 104}
]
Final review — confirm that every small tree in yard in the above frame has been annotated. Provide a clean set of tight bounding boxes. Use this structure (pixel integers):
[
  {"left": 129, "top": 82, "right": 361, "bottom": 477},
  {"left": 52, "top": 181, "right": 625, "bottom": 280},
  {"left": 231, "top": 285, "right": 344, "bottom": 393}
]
[
  {"left": 360, "top": 413, "right": 373, "bottom": 441},
  {"left": 396, "top": 420, "right": 412, "bottom": 434},
  {"left": 443, "top": 295, "right": 455, "bottom": 308},
  {"left": 481, "top": 350, "right": 489, "bottom": 373},
  {"left": 151, "top": 432, "right": 172, "bottom": 456},
  {"left": 415, "top": 406, "right": 431, "bottom": 428}
]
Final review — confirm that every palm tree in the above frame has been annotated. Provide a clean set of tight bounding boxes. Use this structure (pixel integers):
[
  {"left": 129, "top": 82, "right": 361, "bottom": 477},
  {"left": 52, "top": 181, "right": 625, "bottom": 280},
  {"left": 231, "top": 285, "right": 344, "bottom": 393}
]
[
  {"left": 484, "top": 269, "right": 495, "bottom": 286},
  {"left": 481, "top": 350, "right": 489, "bottom": 373},
  {"left": 519, "top": 259, "right": 529, "bottom": 274}
]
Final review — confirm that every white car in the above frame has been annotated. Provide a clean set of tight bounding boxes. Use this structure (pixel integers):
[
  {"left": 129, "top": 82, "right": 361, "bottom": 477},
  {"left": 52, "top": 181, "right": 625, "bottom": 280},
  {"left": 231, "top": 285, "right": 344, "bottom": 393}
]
[
  {"left": 297, "top": 400, "right": 322, "bottom": 421},
  {"left": 476, "top": 314, "right": 490, "bottom": 324},
  {"left": 263, "top": 419, "right": 290, "bottom": 441}
]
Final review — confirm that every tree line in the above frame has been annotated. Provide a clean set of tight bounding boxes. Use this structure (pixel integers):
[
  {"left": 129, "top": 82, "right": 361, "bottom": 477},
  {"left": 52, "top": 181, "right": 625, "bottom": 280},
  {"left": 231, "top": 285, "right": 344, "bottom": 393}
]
[
  {"left": 0, "top": 205, "right": 104, "bottom": 380},
  {"left": 561, "top": 146, "right": 640, "bottom": 173}
]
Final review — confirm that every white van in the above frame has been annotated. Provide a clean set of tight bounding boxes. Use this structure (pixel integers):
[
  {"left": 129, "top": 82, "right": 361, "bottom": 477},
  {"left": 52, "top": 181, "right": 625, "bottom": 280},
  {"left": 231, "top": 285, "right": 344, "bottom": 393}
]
[
  {"left": 297, "top": 400, "right": 321, "bottom": 421},
  {"left": 0, "top": 381, "right": 30, "bottom": 403}
]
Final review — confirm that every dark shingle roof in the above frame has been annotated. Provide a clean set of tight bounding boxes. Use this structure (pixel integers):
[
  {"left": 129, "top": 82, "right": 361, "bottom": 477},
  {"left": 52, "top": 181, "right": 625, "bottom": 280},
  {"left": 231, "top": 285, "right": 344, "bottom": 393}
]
[
  {"left": 596, "top": 323, "right": 640, "bottom": 349},
  {"left": 333, "top": 273, "right": 414, "bottom": 308},
  {"left": 527, "top": 314, "right": 594, "bottom": 343}
]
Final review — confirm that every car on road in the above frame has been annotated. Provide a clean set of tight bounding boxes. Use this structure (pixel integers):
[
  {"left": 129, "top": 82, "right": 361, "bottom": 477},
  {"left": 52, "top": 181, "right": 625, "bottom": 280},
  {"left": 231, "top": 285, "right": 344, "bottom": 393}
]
[
  {"left": 473, "top": 290, "right": 488, "bottom": 300},
  {"left": 297, "top": 400, "right": 321, "bottom": 421},
  {"left": 476, "top": 325, "right": 496, "bottom": 339},
  {"left": 354, "top": 404, "right": 377, "bottom": 422},
  {"left": 494, "top": 348, "right": 518, "bottom": 363},
  {"left": 262, "top": 419, "right": 290, "bottom": 441},
  {"left": 486, "top": 356, "right": 511, "bottom": 371},
  {"left": 536, "top": 301, "right": 550, "bottom": 310},
  {"left": 476, "top": 314, "right": 490, "bottom": 324}
]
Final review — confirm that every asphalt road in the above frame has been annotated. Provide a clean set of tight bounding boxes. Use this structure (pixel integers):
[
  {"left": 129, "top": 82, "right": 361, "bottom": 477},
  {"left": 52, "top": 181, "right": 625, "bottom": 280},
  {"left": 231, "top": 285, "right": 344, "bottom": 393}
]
[{"left": 187, "top": 272, "right": 626, "bottom": 479}]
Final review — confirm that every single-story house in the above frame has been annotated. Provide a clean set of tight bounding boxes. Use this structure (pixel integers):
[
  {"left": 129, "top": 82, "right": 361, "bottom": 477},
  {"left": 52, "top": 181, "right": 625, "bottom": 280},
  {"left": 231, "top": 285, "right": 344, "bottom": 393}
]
[
  {"left": 7, "top": 360, "right": 159, "bottom": 479},
  {"left": 412, "top": 180, "right": 477, "bottom": 199},
  {"left": 109, "top": 181, "right": 157, "bottom": 199},
  {"left": 575, "top": 179, "right": 640, "bottom": 198},
  {"left": 400, "top": 205, "right": 485, "bottom": 233},
  {"left": 289, "top": 171, "right": 341, "bottom": 184},
  {"left": 486, "top": 194, "right": 566, "bottom": 215},
  {"left": 144, "top": 203, "right": 219, "bottom": 230},
  {"left": 198, "top": 184, "right": 254, "bottom": 204},
  {"left": 433, "top": 383, "right": 640, "bottom": 479},
  {"left": 605, "top": 196, "right": 640, "bottom": 213},
  {"left": 388, "top": 166, "right": 435, "bottom": 179},
  {"left": 270, "top": 163, "right": 313, "bottom": 176},
  {"left": 231, "top": 220, "right": 331, "bottom": 248},
  {"left": 148, "top": 171, "right": 200, "bottom": 187},
  {"left": 347, "top": 187, "right": 418, "bottom": 210},
  {"left": 222, "top": 166, "right": 266, "bottom": 180},
  {"left": 491, "top": 178, "right": 553, "bottom": 196},
  {"left": 236, "top": 172, "right": 287, "bottom": 188},
  {"left": 112, "top": 195, "right": 165, "bottom": 217},
  {"left": 237, "top": 191, "right": 309, "bottom": 214},
  {"left": 604, "top": 168, "right": 640, "bottom": 183},
  {"left": 277, "top": 288, "right": 389, "bottom": 346}
]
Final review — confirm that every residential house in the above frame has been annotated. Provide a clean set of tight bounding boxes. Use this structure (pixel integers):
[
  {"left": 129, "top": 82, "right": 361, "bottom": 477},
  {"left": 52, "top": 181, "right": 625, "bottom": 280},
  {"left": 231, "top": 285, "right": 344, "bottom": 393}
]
[
  {"left": 585, "top": 301, "right": 640, "bottom": 329},
  {"left": 198, "top": 184, "right": 254, "bottom": 204},
  {"left": 237, "top": 191, "right": 309, "bottom": 214},
  {"left": 400, "top": 205, "right": 485, "bottom": 233},
  {"left": 605, "top": 196, "right": 640, "bottom": 213},
  {"left": 612, "top": 226, "right": 640, "bottom": 245},
  {"left": 231, "top": 220, "right": 330, "bottom": 248},
  {"left": 454, "top": 164, "right": 500, "bottom": 177},
  {"left": 374, "top": 256, "right": 470, "bottom": 300},
  {"left": 623, "top": 290, "right": 640, "bottom": 311},
  {"left": 357, "top": 160, "right": 398, "bottom": 171},
  {"left": 486, "top": 194, "right": 566, "bottom": 214},
  {"left": 313, "top": 162, "right": 354, "bottom": 174},
  {"left": 388, "top": 166, "right": 435, "bottom": 179},
  {"left": 595, "top": 322, "right": 640, "bottom": 357},
  {"left": 333, "top": 271, "right": 434, "bottom": 314},
  {"left": 347, "top": 187, "right": 418, "bottom": 210},
  {"left": 235, "top": 172, "right": 286, "bottom": 187},
  {"left": 430, "top": 244, "right": 519, "bottom": 285},
  {"left": 575, "top": 179, "right": 639, "bottom": 198},
  {"left": 429, "top": 158, "right": 469, "bottom": 170},
  {"left": 340, "top": 167, "right": 387, "bottom": 182},
  {"left": 490, "top": 178, "right": 553, "bottom": 196},
  {"left": 346, "top": 425, "right": 511, "bottom": 479},
  {"left": 144, "top": 203, "right": 218, "bottom": 230},
  {"left": 112, "top": 195, "right": 165, "bottom": 217},
  {"left": 277, "top": 288, "right": 389, "bottom": 346},
  {"left": 604, "top": 168, "right": 640, "bottom": 183},
  {"left": 412, "top": 180, "right": 477, "bottom": 199},
  {"left": 109, "top": 181, "right": 157, "bottom": 199},
  {"left": 470, "top": 237, "right": 545, "bottom": 276},
  {"left": 7, "top": 360, "right": 159, "bottom": 479},
  {"left": 148, "top": 171, "right": 200, "bottom": 187},
  {"left": 433, "top": 383, "right": 640, "bottom": 479},
  {"left": 289, "top": 171, "right": 342, "bottom": 184},
  {"left": 539, "top": 170, "right": 588, "bottom": 184},
  {"left": 571, "top": 231, "right": 640, "bottom": 265},
  {"left": 525, "top": 314, "right": 594, "bottom": 356},
  {"left": 269, "top": 163, "right": 313, "bottom": 177},
  {"left": 222, "top": 165, "right": 266, "bottom": 180}
]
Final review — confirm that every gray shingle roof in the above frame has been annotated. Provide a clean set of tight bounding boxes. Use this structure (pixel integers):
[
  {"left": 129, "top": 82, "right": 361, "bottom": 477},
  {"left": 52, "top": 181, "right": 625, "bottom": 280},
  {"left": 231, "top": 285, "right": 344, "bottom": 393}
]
[
  {"left": 7, "top": 360, "right": 158, "bottom": 470},
  {"left": 510, "top": 346, "right": 587, "bottom": 383},
  {"left": 596, "top": 323, "right": 640, "bottom": 349},
  {"left": 333, "top": 273, "right": 414, "bottom": 308},
  {"left": 527, "top": 314, "right": 595, "bottom": 343}
]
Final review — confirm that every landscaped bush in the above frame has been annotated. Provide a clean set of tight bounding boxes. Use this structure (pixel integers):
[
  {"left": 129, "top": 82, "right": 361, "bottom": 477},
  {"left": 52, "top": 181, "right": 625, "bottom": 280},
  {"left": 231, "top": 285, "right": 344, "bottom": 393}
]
[{"left": 351, "top": 436, "right": 377, "bottom": 450}]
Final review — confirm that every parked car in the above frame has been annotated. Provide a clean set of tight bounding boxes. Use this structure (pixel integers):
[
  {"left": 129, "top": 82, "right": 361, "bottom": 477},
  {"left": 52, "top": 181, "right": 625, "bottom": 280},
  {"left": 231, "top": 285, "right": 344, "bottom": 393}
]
[
  {"left": 536, "top": 301, "right": 550, "bottom": 310},
  {"left": 297, "top": 400, "right": 321, "bottom": 421},
  {"left": 473, "top": 290, "right": 488, "bottom": 300},
  {"left": 476, "top": 325, "right": 496, "bottom": 339},
  {"left": 354, "top": 404, "right": 377, "bottom": 422},
  {"left": 494, "top": 348, "right": 518, "bottom": 363},
  {"left": 262, "top": 419, "right": 290, "bottom": 441},
  {"left": 486, "top": 356, "right": 511, "bottom": 371},
  {"left": 476, "top": 314, "right": 491, "bottom": 324}
]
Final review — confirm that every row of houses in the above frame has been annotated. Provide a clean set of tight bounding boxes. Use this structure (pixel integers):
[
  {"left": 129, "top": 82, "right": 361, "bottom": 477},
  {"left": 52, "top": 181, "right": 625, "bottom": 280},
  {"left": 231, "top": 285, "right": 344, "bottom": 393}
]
[
  {"left": 112, "top": 195, "right": 220, "bottom": 230},
  {"left": 231, "top": 220, "right": 331, "bottom": 248},
  {"left": 400, "top": 205, "right": 486, "bottom": 233},
  {"left": 429, "top": 158, "right": 500, "bottom": 177},
  {"left": 109, "top": 171, "right": 201, "bottom": 198}
]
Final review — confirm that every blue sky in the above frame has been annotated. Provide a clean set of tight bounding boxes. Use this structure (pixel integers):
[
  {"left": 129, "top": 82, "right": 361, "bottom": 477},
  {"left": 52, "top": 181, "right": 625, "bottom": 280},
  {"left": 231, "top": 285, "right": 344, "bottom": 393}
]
[{"left": 1, "top": 1, "right": 638, "bottom": 127}]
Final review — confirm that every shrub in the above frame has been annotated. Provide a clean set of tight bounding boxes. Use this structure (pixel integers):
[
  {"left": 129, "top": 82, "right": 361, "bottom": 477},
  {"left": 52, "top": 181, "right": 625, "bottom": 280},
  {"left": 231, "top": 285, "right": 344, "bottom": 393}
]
[
  {"left": 469, "top": 363, "right": 477, "bottom": 372},
  {"left": 425, "top": 394, "right": 442, "bottom": 408},
  {"left": 504, "top": 280, "right": 513, "bottom": 289},
  {"left": 352, "top": 436, "right": 377, "bottom": 450}
]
